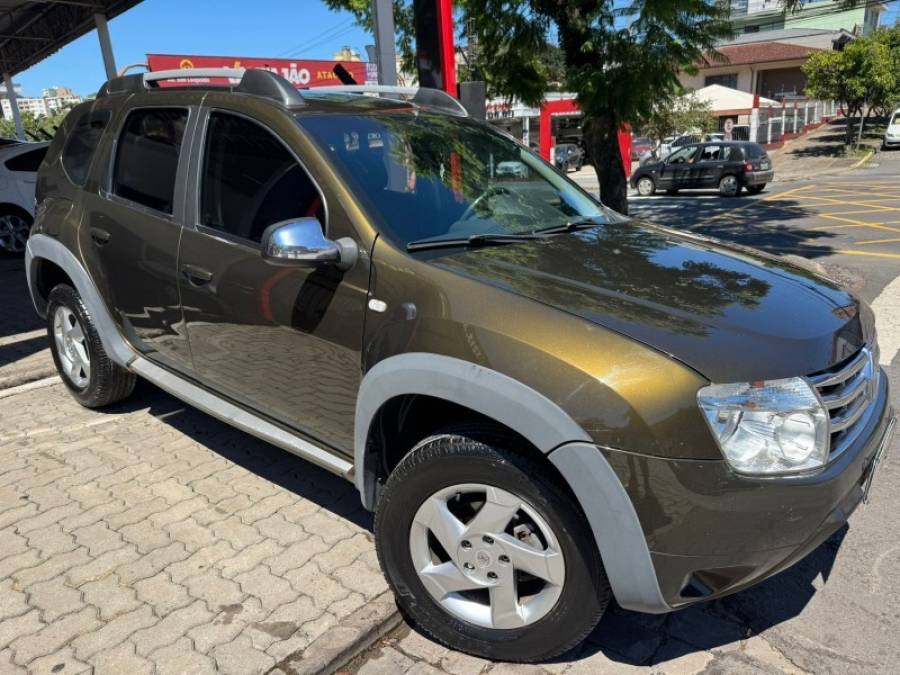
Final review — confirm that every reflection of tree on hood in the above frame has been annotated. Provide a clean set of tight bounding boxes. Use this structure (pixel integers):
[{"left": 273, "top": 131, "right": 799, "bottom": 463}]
[{"left": 440, "top": 224, "right": 771, "bottom": 337}]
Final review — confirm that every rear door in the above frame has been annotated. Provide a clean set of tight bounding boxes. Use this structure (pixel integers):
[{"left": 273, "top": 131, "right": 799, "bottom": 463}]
[
  {"left": 177, "top": 102, "right": 371, "bottom": 454},
  {"left": 79, "top": 98, "right": 197, "bottom": 371},
  {"left": 694, "top": 144, "right": 723, "bottom": 188}
]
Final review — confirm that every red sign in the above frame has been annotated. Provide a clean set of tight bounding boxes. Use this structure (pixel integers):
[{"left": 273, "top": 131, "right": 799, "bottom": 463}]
[{"left": 146, "top": 53, "right": 370, "bottom": 89}]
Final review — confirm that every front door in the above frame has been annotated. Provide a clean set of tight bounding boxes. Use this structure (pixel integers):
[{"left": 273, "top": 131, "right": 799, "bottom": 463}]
[
  {"left": 79, "top": 104, "right": 194, "bottom": 371},
  {"left": 177, "top": 110, "right": 369, "bottom": 454},
  {"left": 658, "top": 145, "right": 699, "bottom": 190}
]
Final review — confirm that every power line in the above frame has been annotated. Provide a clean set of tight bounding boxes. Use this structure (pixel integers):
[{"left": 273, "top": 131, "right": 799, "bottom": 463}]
[{"left": 276, "top": 19, "right": 356, "bottom": 58}]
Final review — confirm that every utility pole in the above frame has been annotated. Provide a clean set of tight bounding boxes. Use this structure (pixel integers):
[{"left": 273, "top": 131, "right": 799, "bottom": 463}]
[{"left": 372, "top": 0, "right": 398, "bottom": 86}]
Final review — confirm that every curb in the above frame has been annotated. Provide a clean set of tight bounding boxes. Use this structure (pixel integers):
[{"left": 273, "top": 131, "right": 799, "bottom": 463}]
[{"left": 271, "top": 591, "right": 402, "bottom": 675}]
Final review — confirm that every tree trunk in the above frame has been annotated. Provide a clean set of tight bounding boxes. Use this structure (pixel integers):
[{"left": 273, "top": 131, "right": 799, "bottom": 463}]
[
  {"left": 845, "top": 113, "right": 855, "bottom": 146},
  {"left": 583, "top": 116, "right": 628, "bottom": 215}
]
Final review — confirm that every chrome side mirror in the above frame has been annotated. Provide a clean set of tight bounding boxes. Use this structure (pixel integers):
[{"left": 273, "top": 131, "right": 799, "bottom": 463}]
[{"left": 261, "top": 218, "right": 357, "bottom": 271}]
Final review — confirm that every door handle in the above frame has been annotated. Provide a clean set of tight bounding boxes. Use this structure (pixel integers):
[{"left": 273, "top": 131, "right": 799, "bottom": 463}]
[
  {"left": 89, "top": 227, "right": 111, "bottom": 246},
  {"left": 181, "top": 264, "right": 214, "bottom": 286}
]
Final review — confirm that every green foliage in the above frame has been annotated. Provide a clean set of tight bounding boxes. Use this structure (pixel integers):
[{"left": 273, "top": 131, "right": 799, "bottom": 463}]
[
  {"left": 0, "top": 108, "right": 71, "bottom": 141},
  {"left": 642, "top": 94, "right": 716, "bottom": 143},
  {"left": 803, "top": 30, "right": 898, "bottom": 144}
]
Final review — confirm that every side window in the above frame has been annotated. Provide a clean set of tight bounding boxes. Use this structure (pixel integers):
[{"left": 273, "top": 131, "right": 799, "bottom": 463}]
[
  {"left": 667, "top": 146, "right": 698, "bottom": 164},
  {"left": 112, "top": 108, "right": 188, "bottom": 214},
  {"left": 727, "top": 146, "right": 746, "bottom": 161},
  {"left": 61, "top": 110, "right": 111, "bottom": 186},
  {"left": 200, "top": 112, "right": 323, "bottom": 244},
  {"left": 698, "top": 145, "right": 721, "bottom": 162},
  {"left": 5, "top": 147, "right": 48, "bottom": 173}
]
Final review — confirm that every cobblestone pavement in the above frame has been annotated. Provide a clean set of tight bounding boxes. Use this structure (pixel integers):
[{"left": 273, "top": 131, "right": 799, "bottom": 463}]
[{"left": 0, "top": 379, "right": 389, "bottom": 675}]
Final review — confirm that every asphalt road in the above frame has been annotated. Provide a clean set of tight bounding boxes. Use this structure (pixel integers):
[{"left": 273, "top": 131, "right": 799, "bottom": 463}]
[{"left": 353, "top": 152, "right": 900, "bottom": 674}]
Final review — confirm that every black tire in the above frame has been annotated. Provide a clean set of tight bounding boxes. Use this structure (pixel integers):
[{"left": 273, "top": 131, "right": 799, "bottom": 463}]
[
  {"left": 747, "top": 184, "right": 765, "bottom": 195},
  {"left": 47, "top": 284, "right": 136, "bottom": 408},
  {"left": 375, "top": 427, "right": 610, "bottom": 662}
]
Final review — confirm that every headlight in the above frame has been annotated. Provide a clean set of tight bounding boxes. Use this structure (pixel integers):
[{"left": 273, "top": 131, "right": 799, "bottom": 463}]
[{"left": 697, "top": 377, "right": 829, "bottom": 475}]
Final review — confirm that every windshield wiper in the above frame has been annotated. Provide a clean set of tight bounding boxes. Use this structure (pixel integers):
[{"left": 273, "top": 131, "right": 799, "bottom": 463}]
[
  {"left": 532, "top": 219, "right": 602, "bottom": 236},
  {"left": 406, "top": 232, "right": 542, "bottom": 252}
]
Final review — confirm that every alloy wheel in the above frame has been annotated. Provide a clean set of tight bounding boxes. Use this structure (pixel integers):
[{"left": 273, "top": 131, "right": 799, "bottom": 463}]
[
  {"left": 637, "top": 177, "right": 654, "bottom": 196},
  {"left": 720, "top": 175, "right": 738, "bottom": 196},
  {"left": 53, "top": 306, "right": 91, "bottom": 388},
  {"left": 409, "top": 483, "right": 565, "bottom": 630},
  {"left": 0, "top": 213, "right": 29, "bottom": 253}
]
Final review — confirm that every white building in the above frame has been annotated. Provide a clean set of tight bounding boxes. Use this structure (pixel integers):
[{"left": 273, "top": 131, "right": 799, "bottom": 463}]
[{"left": 1, "top": 88, "right": 82, "bottom": 119}]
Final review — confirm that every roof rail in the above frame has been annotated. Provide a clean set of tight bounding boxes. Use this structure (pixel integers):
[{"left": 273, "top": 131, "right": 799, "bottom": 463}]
[
  {"left": 317, "top": 85, "right": 468, "bottom": 117},
  {"left": 97, "top": 68, "right": 306, "bottom": 108}
]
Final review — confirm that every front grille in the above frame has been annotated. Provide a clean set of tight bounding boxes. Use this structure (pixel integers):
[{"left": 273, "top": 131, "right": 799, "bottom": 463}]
[{"left": 809, "top": 345, "right": 880, "bottom": 458}]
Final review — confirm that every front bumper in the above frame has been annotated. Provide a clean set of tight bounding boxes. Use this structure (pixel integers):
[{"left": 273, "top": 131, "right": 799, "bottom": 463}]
[
  {"left": 884, "top": 136, "right": 900, "bottom": 147},
  {"left": 744, "top": 169, "right": 774, "bottom": 186},
  {"left": 603, "top": 372, "right": 894, "bottom": 609}
]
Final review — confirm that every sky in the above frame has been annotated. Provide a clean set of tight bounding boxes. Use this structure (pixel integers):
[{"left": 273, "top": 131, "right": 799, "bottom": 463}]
[
  {"left": 15, "top": 0, "right": 373, "bottom": 98},
  {"left": 12, "top": 0, "right": 900, "bottom": 98}
]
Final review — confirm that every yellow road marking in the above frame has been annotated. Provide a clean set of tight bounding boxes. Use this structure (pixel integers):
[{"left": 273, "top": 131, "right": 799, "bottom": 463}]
[
  {"left": 788, "top": 196, "right": 900, "bottom": 211},
  {"left": 853, "top": 237, "right": 900, "bottom": 245},
  {"left": 837, "top": 250, "right": 900, "bottom": 260},
  {"left": 700, "top": 184, "right": 815, "bottom": 224},
  {"left": 812, "top": 188, "right": 900, "bottom": 201}
]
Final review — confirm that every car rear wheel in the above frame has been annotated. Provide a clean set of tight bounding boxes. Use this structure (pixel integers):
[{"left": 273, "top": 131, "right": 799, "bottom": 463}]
[
  {"left": 636, "top": 176, "right": 656, "bottom": 196},
  {"left": 47, "top": 284, "right": 136, "bottom": 408},
  {"left": 747, "top": 184, "right": 766, "bottom": 194},
  {"left": 718, "top": 174, "right": 741, "bottom": 197},
  {"left": 375, "top": 427, "right": 610, "bottom": 662},
  {"left": 0, "top": 210, "right": 32, "bottom": 254}
]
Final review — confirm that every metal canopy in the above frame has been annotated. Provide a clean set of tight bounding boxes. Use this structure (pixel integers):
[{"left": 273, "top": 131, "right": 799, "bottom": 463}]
[{"left": 0, "top": 0, "right": 141, "bottom": 77}]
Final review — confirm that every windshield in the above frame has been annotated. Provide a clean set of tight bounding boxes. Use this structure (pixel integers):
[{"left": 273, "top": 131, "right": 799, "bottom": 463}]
[{"left": 298, "top": 111, "right": 611, "bottom": 248}]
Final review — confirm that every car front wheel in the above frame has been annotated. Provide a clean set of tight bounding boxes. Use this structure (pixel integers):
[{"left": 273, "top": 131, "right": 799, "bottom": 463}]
[
  {"left": 375, "top": 427, "right": 610, "bottom": 662},
  {"left": 636, "top": 176, "right": 656, "bottom": 196}
]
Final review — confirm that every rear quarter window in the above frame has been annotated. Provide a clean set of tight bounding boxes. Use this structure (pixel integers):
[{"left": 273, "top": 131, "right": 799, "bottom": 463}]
[
  {"left": 61, "top": 110, "right": 111, "bottom": 186},
  {"left": 5, "top": 146, "right": 48, "bottom": 173}
]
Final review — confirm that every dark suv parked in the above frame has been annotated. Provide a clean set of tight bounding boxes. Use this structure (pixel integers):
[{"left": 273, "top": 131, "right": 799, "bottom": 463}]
[
  {"left": 631, "top": 140, "right": 773, "bottom": 197},
  {"left": 27, "top": 68, "right": 894, "bottom": 663}
]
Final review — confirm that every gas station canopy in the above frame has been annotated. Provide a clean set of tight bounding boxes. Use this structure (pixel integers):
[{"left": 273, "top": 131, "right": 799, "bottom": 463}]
[{"left": 0, "top": 0, "right": 140, "bottom": 77}]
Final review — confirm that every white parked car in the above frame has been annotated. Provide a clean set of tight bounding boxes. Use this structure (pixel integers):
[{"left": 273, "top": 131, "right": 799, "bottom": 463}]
[
  {"left": 0, "top": 141, "right": 50, "bottom": 254},
  {"left": 884, "top": 108, "right": 900, "bottom": 150}
]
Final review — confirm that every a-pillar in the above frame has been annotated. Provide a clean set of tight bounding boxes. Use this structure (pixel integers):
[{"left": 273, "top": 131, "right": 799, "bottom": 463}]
[
  {"left": 3, "top": 73, "right": 24, "bottom": 141},
  {"left": 94, "top": 13, "right": 117, "bottom": 80}
]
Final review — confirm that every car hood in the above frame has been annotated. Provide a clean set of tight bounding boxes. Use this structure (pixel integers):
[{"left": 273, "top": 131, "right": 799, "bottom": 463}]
[{"left": 433, "top": 221, "right": 871, "bottom": 382}]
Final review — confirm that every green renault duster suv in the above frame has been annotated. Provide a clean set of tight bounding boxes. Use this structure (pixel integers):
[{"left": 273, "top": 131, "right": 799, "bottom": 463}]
[{"left": 27, "top": 68, "right": 895, "bottom": 662}]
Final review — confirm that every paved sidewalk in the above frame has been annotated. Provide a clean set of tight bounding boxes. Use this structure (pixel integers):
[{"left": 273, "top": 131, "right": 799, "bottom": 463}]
[
  {"left": 768, "top": 119, "right": 875, "bottom": 182},
  {"left": 0, "top": 380, "right": 389, "bottom": 674},
  {"left": 0, "top": 258, "right": 55, "bottom": 390}
]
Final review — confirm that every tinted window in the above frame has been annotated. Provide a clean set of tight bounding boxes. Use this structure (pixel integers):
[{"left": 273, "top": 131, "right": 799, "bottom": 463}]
[
  {"left": 5, "top": 147, "right": 48, "bottom": 173},
  {"left": 61, "top": 110, "right": 110, "bottom": 186},
  {"left": 667, "top": 146, "right": 699, "bottom": 164},
  {"left": 743, "top": 144, "right": 762, "bottom": 159},
  {"left": 113, "top": 108, "right": 188, "bottom": 214},
  {"left": 200, "top": 113, "right": 323, "bottom": 244},
  {"left": 697, "top": 145, "right": 722, "bottom": 162}
]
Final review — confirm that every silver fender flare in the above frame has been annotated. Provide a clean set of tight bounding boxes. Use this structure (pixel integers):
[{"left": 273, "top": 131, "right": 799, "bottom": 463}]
[
  {"left": 353, "top": 352, "right": 670, "bottom": 613},
  {"left": 26, "top": 233, "right": 134, "bottom": 367}
]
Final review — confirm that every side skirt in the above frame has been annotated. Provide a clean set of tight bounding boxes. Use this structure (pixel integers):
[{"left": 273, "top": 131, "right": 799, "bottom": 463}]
[{"left": 130, "top": 357, "right": 354, "bottom": 479}]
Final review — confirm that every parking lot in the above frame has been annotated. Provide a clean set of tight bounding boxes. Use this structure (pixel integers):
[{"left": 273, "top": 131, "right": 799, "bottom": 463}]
[{"left": 1, "top": 153, "right": 899, "bottom": 675}]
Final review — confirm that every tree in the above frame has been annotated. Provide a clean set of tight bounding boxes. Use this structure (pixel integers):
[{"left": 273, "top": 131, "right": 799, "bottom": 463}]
[
  {"left": 642, "top": 93, "right": 716, "bottom": 146},
  {"left": 803, "top": 35, "right": 895, "bottom": 145},
  {"left": 0, "top": 107, "right": 73, "bottom": 141}
]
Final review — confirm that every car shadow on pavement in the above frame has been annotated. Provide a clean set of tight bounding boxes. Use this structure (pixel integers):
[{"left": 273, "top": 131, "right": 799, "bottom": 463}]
[
  {"left": 568, "top": 526, "right": 847, "bottom": 668},
  {"left": 96, "top": 379, "right": 373, "bottom": 531}
]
